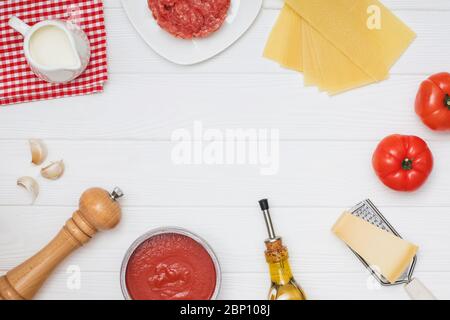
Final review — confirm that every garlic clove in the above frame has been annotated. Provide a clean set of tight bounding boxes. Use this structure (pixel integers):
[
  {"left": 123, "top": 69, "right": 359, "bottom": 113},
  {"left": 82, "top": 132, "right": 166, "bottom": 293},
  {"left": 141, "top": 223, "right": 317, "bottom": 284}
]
[
  {"left": 41, "top": 160, "right": 65, "bottom": 180},
  {"left": 29, "top": 139, "right": 47, "bottom": 165},
  {"left": 17, "top": 176, "right": 39, "bottom": 203}
]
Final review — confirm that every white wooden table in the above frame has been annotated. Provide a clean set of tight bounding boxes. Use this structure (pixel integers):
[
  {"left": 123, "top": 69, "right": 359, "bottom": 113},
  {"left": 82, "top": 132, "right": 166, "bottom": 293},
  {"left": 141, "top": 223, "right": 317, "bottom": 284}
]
[{"left": 1, "top": 0, "right": 450, "bottom": 300}]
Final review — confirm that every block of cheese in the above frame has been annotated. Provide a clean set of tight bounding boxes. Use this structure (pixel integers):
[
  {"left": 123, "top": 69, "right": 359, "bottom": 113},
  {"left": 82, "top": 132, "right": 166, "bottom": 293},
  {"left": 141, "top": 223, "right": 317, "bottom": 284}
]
[
  {"left": 286, "top": 0, "right": 416, "bottom": 81},
  {"left": 263, "top": 5, "right": 303, "bottom": 72},
  {"left": 332, "top": 212, "right": 418, "bottom": 283}
]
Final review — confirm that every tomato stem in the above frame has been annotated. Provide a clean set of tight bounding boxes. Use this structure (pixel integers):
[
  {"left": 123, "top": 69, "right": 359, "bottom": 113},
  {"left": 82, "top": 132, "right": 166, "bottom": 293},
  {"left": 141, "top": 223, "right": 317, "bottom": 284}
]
[
  {"left": 445, "top": 94, "right": 450, "bottom": 110},
  {"left": 402, "top": 158, "right": 413, "bottom": 170}
]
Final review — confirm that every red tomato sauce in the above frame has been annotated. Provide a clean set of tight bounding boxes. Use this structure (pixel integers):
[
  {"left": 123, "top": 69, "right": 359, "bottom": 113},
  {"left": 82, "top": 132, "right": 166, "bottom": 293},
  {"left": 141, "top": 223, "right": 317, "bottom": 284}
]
[{"left": 125, "top": 233, "right": 217, "bottom": 300}]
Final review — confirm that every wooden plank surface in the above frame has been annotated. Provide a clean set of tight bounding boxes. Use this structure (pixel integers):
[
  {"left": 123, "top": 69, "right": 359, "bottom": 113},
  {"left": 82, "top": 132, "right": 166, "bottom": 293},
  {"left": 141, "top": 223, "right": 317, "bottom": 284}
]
[
  {"left": 32, "top": 272, "right": 450, "bottom": 300},
  {"left": 104, "top": 9, "right": 450, "bottom": 74},
  {"left": 1, "top": 206, "right": 449, "bottom": 273},
  {"left": 1, "top": 0, "right": 449, "bottom": 300},
  {"left": 105, "top": 0, "right": 450, "bottom": 10},
  {"left": 0, "top": 74, "right": 445, "bottom": 141},
  {"left": 0, "top": 141, "right": 448, "bottom": 207}
]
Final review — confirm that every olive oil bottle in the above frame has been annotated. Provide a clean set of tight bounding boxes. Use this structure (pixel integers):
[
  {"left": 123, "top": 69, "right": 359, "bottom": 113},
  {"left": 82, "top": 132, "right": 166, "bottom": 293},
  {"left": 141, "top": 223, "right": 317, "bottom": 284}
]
[{"left": 259, "top": 199, "right": 306, "bottom": 300}]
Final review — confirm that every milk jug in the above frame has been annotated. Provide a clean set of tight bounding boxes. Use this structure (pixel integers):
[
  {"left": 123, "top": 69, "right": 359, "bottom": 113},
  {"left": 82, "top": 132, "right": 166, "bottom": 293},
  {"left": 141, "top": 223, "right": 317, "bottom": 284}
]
[{"left": 9, "top": 16, "right": 91, "bottom": 84}]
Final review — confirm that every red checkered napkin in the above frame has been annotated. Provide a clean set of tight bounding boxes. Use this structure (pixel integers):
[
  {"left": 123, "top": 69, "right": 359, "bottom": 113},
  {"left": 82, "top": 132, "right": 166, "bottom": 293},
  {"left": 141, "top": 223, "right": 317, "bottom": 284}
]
[{"left": 0, "top": 0, "right": 108, "bottom": 106}]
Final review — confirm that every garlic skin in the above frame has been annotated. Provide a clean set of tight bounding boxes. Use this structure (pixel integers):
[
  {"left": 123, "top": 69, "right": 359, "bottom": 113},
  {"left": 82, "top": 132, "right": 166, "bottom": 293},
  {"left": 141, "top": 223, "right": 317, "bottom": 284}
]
[
  {"left": 17, "top": 176, "right": 39, "bottom": 203},
  {"left": 29, "top": 139, "right": 47, "bottom": 165},
  {"left": 41, "top": 160, "right": 65, "bottom": 180}
]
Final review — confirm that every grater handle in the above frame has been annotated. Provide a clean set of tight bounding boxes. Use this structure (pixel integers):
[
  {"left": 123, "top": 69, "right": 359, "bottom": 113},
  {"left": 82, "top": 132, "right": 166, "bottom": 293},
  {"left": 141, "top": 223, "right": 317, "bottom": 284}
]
[{"left": 404, "top": 278, "right": 436, "bottom": 300}]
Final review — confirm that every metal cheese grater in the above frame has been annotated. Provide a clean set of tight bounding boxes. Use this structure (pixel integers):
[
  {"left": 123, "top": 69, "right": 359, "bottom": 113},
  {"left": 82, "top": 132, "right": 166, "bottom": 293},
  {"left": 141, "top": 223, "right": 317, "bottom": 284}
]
[{"left": 347, "top": 199, "right": 436, "bottom": 299}]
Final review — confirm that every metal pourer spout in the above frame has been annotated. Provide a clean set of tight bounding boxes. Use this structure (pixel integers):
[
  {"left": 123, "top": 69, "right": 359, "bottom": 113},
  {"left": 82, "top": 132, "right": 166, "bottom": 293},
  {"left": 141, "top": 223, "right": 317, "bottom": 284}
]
[{"left": 259, "top": 199, "right": 277, "bottom": 241}]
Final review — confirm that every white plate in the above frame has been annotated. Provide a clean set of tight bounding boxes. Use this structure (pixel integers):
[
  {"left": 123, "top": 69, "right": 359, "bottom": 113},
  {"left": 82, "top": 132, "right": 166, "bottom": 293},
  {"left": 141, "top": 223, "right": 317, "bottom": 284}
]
[{"left": 121, "top": 0, "right": 263, "bottom": 65}]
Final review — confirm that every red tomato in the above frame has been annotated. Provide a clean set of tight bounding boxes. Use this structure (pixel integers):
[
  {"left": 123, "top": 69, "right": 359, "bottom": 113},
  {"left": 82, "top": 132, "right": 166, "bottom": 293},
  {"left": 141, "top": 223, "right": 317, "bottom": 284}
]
[
  {"left": 372, "top": 134, "right": 433, "bottom": 192},
  {"left": 415, "top": 72, "right": 450, "bottom": 131}
]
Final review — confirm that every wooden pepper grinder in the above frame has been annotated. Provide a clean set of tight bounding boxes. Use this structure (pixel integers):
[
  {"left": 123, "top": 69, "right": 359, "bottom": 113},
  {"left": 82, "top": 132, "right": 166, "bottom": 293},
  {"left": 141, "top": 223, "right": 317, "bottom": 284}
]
[{"left": 0, "top": 187, "right": 124, "bottom": 300}]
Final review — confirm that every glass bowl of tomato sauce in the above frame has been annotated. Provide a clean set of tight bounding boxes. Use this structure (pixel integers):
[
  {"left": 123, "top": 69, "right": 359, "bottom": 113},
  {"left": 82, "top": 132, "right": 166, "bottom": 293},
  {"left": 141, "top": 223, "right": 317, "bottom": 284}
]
[{"left": 120, "top": 227, "right": 221, "bottom": 300}]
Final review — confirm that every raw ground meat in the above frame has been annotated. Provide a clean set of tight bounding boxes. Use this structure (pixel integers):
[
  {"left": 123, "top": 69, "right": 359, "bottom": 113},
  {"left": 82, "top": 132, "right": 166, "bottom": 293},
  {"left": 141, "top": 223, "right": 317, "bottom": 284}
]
[{"left": 148, "top": 0, "right": 231, "bottom": 39}]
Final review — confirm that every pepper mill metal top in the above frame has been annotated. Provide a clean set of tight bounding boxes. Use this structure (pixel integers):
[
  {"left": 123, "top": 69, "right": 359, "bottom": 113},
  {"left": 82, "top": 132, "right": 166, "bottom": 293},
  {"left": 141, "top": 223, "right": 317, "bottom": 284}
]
[{"left": 110, "top": 187, "right": 124, "bottom": 201}]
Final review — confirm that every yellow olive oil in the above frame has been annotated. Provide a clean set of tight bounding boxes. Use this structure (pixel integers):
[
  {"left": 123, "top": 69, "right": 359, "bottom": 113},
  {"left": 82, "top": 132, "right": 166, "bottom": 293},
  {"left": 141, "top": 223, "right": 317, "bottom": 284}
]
[{"left": 259, "top": 199, "right": 306, "bottom": 300}]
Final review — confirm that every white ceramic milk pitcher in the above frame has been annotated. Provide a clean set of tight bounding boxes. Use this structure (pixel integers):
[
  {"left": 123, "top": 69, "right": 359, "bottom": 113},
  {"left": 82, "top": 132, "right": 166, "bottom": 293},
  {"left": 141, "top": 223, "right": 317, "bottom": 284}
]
[{"left": 9, "top": 16, "right": 91, "bottom": 84}]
